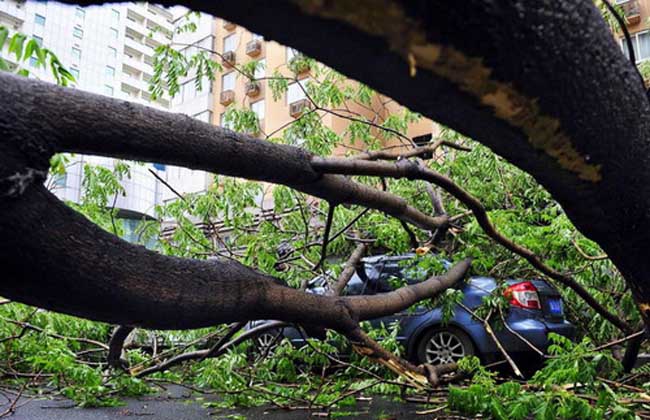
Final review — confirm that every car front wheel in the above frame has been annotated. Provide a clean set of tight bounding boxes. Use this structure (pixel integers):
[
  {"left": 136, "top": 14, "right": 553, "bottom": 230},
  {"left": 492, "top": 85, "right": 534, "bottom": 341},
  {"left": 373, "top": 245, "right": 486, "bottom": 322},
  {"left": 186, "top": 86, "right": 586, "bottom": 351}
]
[
  {"left": 416, "top": 327, "right": 475, "bottom": 365},
  {"left": 250, "top": 330, "right": 283, "bottom": 358}
]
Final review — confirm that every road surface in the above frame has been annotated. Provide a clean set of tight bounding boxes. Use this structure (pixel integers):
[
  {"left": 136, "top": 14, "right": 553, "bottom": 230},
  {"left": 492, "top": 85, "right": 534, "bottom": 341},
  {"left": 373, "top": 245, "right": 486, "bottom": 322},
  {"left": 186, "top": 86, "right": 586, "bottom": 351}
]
[{"left": 4, "top": 385, "right": 456, "bottom": 420}]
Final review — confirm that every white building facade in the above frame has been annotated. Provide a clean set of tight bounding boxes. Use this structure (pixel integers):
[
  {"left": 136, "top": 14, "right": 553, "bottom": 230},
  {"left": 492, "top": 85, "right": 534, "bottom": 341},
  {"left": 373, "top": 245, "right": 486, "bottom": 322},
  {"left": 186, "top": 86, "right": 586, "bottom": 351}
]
[
  {"left": 160, "top": 9, "right": 216, "bottom": 203},
  {"left": 0, "top": 1, "right": 215, "bottom": 223}
]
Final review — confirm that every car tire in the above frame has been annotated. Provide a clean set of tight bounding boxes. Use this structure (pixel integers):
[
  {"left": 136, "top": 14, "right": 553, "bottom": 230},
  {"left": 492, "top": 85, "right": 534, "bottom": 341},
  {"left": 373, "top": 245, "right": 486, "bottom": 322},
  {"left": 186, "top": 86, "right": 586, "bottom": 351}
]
[{"left": 416, "top": 327, "right": 475, "bottom": 365}]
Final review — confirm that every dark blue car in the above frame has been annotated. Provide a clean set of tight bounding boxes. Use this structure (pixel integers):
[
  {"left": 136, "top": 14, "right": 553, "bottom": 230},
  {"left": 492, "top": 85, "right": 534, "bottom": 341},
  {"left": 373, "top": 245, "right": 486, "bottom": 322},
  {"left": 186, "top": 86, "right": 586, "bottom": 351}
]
[{"left": 251, "top": 254, "right": 575, "bottom": 367}]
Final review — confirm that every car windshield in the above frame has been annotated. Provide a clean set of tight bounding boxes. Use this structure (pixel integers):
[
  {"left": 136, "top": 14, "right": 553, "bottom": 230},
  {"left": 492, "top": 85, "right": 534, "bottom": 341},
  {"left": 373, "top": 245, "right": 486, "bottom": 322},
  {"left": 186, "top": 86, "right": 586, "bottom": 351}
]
[{"left": 352, "top": 254, "right": 448, "bottom": 295}]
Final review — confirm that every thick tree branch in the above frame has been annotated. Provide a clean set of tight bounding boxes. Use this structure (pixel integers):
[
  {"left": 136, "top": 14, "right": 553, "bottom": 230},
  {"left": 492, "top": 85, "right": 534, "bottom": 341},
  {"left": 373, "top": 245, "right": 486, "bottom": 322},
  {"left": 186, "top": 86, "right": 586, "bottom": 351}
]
[
  {"left": 0, "top": 73, "right": 447, "bottom": 232},
  {"left": 0, "top": 180, "right": 470, "bottom": 334},
  {"left": 49, "top": 0, "right": 650, "bottom": 328},
  {"left": 331, "top": 243, "right": 367, "bottom": 296},
  {"left": 352, "top": 139, "right": 470, "bottom": 161},
  {"left": 107, "top": 326, "right": 134, "bottom": 369}
]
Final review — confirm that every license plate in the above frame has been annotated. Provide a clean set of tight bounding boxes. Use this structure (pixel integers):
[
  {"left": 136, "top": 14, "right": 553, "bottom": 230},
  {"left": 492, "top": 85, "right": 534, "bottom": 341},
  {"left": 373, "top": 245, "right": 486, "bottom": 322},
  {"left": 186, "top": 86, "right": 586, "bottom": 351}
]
[{"left": 548, "top": 298, "right": 562, "bottom": 315}]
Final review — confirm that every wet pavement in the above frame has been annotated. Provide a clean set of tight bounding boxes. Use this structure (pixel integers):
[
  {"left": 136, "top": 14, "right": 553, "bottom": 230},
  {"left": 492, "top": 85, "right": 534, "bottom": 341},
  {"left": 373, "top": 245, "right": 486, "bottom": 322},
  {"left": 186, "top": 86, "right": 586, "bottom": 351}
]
[{"left": 4, "top": 385, "right": 446, "bottom": 420}]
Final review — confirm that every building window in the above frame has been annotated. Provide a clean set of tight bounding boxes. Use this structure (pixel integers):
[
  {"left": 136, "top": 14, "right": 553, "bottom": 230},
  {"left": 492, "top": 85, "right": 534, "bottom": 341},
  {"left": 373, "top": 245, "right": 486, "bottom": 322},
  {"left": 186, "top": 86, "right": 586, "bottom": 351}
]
[
  {"left": 73, "top": 27, "right": 83, "bottom": 39},
  {"left": 108, "top": 46, "right": 117, "bottom": 59},
  {"left": 286, "top": 47, "right": 299, "bottom": 63},
  {"left": 32, "top": 35, "right": 43, "bottom": 46},
  {"left": 413, "top": 134, "right": 434, "bottom": 159},
  {"left": 104, "top": 85, "right": 114, "bottom": 96},
  {"left": 254, "top": 59, "right": 265, "bottom": 80},
  {"left": 223, "top": 33, "right": 238, "bottom": 53},
  {"left": 621, "top": 31, "right": 650, "bottom": 62},
  {"left": 181, "top": 79, "right": 197, "bottom": 102},
  {"left": 199, "top": 35, "right": 214, "bottom": 50},
  {"left": 70, "top": 68, "right": 80, "bottom": 80},
  {"left": 29, "top": 56, "right": 38, "bottom": 67},
  {"left": 105, "top": 66, "right": 115, "bottom": 78},
  {"left": 110, "top": 28, "right": 119, "bottom": 40},
  {"left": 34, "top": 14, "right": 45, "bottom": 26},
  {"left": 192, "top": 110, "right": 212, "bottom": 123},
  {"left": 287, "top": 80, "right": 307, "bottom": 104},
  {"left": 75, "top": 7, "right": 85, "bottom": 20},
  {"left": 53, "top": 173, "right": 67, "bottom": 189},
  {"left": 221, "top": 72, "right": 235, "bottom": 91},
  {"left": 71, "top": 47, "right": 81, "bottom": 62},
  {"left": 111, "top": 9, "right": 120, "bottom": 22},
  {"left": 251, "top": 99, "right": 265, "bottom": 121}
]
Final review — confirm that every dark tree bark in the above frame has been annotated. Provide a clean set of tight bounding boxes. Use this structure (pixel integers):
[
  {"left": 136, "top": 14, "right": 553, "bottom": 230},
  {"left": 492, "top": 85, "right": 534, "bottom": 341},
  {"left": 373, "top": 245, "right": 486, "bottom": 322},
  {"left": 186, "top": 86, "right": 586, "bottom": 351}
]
[{"left": 1, "top": 0, "right": 647, "bottom": 333}]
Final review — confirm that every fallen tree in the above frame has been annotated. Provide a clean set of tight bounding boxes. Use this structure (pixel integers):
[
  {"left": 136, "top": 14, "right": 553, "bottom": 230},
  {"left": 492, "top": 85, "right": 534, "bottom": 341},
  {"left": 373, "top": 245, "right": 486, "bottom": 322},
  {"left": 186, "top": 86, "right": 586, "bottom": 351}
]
[{"left": 0, "top": 0, "right": 646, "bottom": 389}]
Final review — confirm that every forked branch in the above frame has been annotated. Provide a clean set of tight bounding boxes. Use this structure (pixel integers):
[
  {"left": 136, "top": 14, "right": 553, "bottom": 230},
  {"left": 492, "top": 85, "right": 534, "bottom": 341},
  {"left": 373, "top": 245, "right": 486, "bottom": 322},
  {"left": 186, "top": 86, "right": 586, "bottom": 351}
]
[{"left": 311, "top": 157, "right": 632, "bottom": 334}]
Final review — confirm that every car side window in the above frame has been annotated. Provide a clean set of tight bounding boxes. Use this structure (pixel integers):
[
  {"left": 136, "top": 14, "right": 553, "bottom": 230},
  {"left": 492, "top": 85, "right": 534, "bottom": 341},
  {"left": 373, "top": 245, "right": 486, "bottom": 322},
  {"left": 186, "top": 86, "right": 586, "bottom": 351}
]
[
  {"left": 344, "top": 274, "right": 365, "bottom": 296},
  {"left": 373, "top": 264, "right": 402, "bottom": 294}
]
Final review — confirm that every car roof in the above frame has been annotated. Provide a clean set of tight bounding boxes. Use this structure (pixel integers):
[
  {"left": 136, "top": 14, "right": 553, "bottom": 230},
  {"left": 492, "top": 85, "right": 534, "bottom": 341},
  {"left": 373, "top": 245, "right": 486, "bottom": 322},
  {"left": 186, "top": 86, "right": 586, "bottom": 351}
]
[
  {"left": 358, "top": 254, "right": 551, "bottom": 289},
  {"left": 361, "top": 252, "right": 418, "bottom": 264}
]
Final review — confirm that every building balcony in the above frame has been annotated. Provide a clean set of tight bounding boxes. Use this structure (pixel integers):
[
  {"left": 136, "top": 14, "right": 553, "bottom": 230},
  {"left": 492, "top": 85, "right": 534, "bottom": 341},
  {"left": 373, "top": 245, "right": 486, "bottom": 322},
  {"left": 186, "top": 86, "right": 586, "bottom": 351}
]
[
  {"left": 123, "top": 55, "right": 151, "bottom": 75},
  {"left": 125, "top": 17, "right": 148, "bottom": 38},
  {"left": 621, "top": 0, "right": 641, "bottom": 25},
  {"left": 245, "top": 81, "right": 261, "bottom": 97},
  {"left": 145, "top": 4, "right": 173, "bottom": 29},
  {"left": 121, "top": 74, "right": 147, "bottom": 93},
  {"left": 246, "top": 39, "right": 262, "bottom": 57},
  {"left": 0, "top": 1, "right": 26, "bottom": 27},
  {"left": 124, "top": 36, "right": 154, "bottom": 56},
  {"left": 289, "top": 98, "right": 310, "bottom": 118},
  {"left": 220, "top": 89, "right": 235, "bottom": 105},
  {"left": 288, "top": 56, "right": 311, "bottom": 78},
  {"left": 146, "top": 23, "right": 172, "bottom": 45},
  {"left": 222, "top": 50, "right": 236, "bottom": 68}
]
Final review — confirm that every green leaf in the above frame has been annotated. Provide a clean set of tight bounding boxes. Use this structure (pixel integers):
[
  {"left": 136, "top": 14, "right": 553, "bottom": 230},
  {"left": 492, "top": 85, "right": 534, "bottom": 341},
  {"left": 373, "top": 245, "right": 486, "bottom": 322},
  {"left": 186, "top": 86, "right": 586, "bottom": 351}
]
[
  {"left": 23, "top": 38, "right": 39, "bottom": 61},
  {"left": 0, "top": 26, "right": 9, "bottom": 51},
  {"left": 8, "top": 33, "right": 26, "bottom": 60}
]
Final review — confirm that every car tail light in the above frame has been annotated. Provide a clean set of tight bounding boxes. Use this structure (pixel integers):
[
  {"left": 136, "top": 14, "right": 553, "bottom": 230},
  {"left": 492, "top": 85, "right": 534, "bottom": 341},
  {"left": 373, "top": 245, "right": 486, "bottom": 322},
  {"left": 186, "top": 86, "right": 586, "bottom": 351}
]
[{"left": 504, "top": 281, "right": 541, "bottom": 310}]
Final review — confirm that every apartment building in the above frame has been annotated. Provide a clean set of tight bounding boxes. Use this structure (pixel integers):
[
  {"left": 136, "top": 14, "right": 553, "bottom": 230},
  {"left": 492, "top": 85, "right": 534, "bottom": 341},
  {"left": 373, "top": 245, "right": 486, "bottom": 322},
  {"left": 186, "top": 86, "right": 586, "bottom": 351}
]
[
  {"left": 0, "top": 1, "right": 219, "bottom": 231},
  {"left": 159, "top": 17, "right": 436, "bottom": 204},
  {"left": 155, "top": 17, "right": 439, "bottom": 240},
  {"left": 0, "top": 1, "right": 437, "bottom": 241},
  {"left": 211, "top": 17, "right": 433, "bottom": 145},
  {"left": 617, "top": 0, "right": 650, "bottom": 61}
]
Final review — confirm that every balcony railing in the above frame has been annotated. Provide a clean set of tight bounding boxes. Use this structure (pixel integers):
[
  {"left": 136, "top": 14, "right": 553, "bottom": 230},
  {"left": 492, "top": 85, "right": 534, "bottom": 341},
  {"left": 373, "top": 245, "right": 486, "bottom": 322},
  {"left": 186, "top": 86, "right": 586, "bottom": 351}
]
[
  {"left": 289, "top": 98, "right": 310, "bottom": 118},
  {"left": 222, "top": 51, "right": 236, "bottom": 69},
  {"left": 220, "top": 89, "right": 235, "bottom": 105},
  {"left": 245, "top": 81, "right": 261, "bottom": 97},
  {"left": 621, "top": 0, "right": 641, "bottom": 25},
  {"left": 246, "top": 39, "right": 262, "bottom": 57}
]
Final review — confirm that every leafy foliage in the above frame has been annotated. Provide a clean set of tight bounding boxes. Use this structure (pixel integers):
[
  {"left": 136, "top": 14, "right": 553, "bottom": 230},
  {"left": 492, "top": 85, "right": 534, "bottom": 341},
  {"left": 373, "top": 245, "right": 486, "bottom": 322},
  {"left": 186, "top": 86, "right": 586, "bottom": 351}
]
[
  {"left": 449, "top": 335, "right": 636, "bottom": 420},
  {"left": 0, "top": 25, "right": 75, "bottom": 84}
]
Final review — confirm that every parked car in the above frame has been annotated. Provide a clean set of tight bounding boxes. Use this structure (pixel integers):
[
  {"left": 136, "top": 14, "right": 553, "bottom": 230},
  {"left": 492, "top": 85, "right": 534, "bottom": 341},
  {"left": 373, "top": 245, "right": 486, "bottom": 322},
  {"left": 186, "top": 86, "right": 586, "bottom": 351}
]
[{"left": 249, "top": 254, "right": 575, "bottom": 368}]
